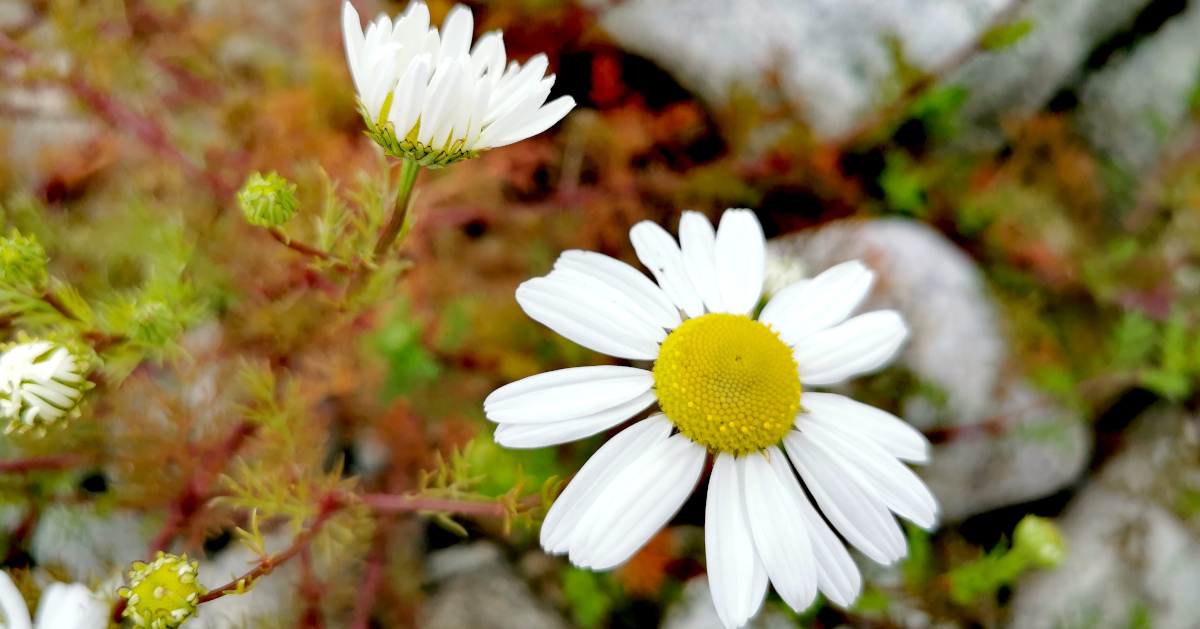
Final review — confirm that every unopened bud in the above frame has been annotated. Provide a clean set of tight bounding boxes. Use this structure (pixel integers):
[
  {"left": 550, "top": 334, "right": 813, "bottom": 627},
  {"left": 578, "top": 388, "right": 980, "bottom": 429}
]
[
  {"left": 237, "top": 171, "right": 298, "bottom": 228},
  {"left": 1013, "top": 515, "right": 1066, "bottom": 568},
  {"left": 0, "top": 229, "right": 48, "bottom": 292}
]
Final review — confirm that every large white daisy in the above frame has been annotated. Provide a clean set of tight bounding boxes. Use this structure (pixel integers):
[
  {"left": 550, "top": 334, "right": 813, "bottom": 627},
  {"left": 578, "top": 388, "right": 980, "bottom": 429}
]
[
  {"left": 485, "top": 209, "right": 938, "bottom": 628},
  {"left": 341, "top": 1, "right": 576, "bottom": 167},
  {"left": 0, "top": 571, "right": 107, "bottom": 629}
]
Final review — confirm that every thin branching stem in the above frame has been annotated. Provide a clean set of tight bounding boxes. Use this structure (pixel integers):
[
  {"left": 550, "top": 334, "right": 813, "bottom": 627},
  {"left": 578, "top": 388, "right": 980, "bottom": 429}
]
[
  {"left": 360, "top": 492, "right": 540, "bottom": 516},
  {"left": 198, "top": 494, "right": 343, "bottom": 604},
  {"left": 0, "top": 453, "right": 91, "bottom": 473}
]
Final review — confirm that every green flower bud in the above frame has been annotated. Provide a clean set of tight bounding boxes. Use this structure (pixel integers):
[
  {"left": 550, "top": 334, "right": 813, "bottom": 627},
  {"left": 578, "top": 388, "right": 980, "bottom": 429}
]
[
  {"left": 0, "top": 229, "right": 48, "bottom": 292},
  {"left": 1013, "top": 515, "right": 1067, "bottom": 568},
  {"left": 237, "top": 171, "right": 298, "bottom": 228}
]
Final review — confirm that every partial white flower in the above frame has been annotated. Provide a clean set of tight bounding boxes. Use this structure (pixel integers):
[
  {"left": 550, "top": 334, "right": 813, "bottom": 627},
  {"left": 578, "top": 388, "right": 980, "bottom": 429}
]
[
  {"left": 0, "top": 341, "right": 91, "bottom": 434},
  {"left": 0, "top": 571, "right": 107, "bottom": 629},
  {"left": 485, "top": 209, "right": 938, "bottom": 629},
  {"left": 342, "top": 0, "right": 576, "bottom": 167}
]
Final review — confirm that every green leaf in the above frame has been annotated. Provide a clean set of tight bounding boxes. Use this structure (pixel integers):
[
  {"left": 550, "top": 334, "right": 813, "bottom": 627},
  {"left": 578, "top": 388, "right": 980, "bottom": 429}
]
[
  {"left": 561, "top": 567, "right": 616, "bottom": 628},
  {"left": 980, "top": 20, "right": 1034, "bottom": 51}
]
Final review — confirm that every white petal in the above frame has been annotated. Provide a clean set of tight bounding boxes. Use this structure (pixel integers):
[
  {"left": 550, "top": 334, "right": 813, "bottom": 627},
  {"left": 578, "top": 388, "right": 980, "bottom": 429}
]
[
  {"left": 393, "top": 1, "right": 430, "bottom": 51},
  {"left": 761, "top": 261, "right": 875, "bottom": 346},
  {"left": 34, "top": 582, "right": 105, "bottom": 629},
  {"left": 765, "top": 450, "right": 861, "bottom": 607},
  {"left": 476, "top": 79, "right": 554, "bottom": 148},
  {"left": 461, "top": 76, "right": 491, "bottom": 149},
  {"left": 490, "top": 96, "right": 576, "bottom": 148},
  {"left": 714, "top": 209, "right": 765, "bottom": 316},
  {"left": 546, "top": 267, "right": 669, "bottom": 342},
  {"left": 484, "top": 366, "right": 654, "bottom": 423},
  {"left": 706, "top": 453, "right": 768, "bottom": 629},
  {"left": 802, "top": 422, "right": 939, "bottom": 530},
  {"left": 540, "top": 415, "right": 673, "bottom": 554},
  {"left": 741, "top": 450, "right": 817, "bottom": 613},
  {"left": 554, "top": 250, "right": 681, "bottom": 330},
  {"left": 492, "top": 390, "right": 657, "bottom": 448},
  {"left": 794, "top": 310, "right": 908, "bottom": 385},
  {"left": 431, "top": 62, "right": 468, "bottom": 148},
  {"left": 757, "top": 279, "right": 809, "bottom": 329},
  {"left": 486, "top": 54, "right": 550, "bottom": 125},
  {"left": 516, "top": 277, "right": 663, "bottom": 360},
  {"left": 630, "top": 220, "right": 704, "bottom": 319},
  {"left": 569, "top": 435, "right": 706, "bottom": 570},
  {"left": 439, "top": 4, "right": 474, "bottom": 60},
  {"left": 800, "top": 392, "right": 930, "bottom": 463},
  {"left": 418, "top": 60, "right": 460, "bottom": 145},
  {"left": 389, "top": 58, "right": 429, "bottom": 137},
  {"left": 342, "top": 2, "right": 366, "bottom": 93},
  {"left": 0, "top": 571, "right": 31, "bottom": 629},
  {"left": 784, "top": 432, "right": 907, "bottom": 565},
  {"left": 679, "top": 211, "right": 725, "bottom": 313}
]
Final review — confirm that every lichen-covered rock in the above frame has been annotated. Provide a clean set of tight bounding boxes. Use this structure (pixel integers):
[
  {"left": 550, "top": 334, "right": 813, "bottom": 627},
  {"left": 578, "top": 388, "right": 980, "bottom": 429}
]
[
  {"left": 660, "top": 576, "right": 794, "bottom": 629},
  {"left": 596, "top": 0, "right": 1007, "bottom": 139},
  {"left": 949, "top": 0, "right": 1155, "bottom": 148},
  {"left": 1008, "top": 405, "right": 1200, "bottom": 629},
  {"left": 767, "top": 218, "right": 1091, "bottom": 521},
  {"left": 423, "top": 542, "right": 570, "bottom": 629},
  {"left": 1075, "top": 2, "right": 1200, "bottom": 174}
]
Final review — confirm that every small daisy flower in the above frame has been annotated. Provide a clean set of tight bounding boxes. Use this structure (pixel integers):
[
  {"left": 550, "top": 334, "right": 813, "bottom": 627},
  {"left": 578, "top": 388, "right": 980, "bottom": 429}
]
[
  {"left": 342, "top": 1, "right": 576, "bottom": 167},
  {"left": 485, "top": 209, "right": 939, "bottom": 628},
  {"left": 118, "top": 552, "right": 207, "bottom": 629},
  {"left": 0, "top": 571, "right": 108, "bottom": 629},
  {"left": 0, "top": 341, "right": 92, "bottom": 435}
]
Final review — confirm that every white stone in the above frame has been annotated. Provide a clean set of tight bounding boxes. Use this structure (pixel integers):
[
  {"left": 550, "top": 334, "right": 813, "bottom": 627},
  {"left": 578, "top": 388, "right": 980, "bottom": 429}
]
[{"left": 768, "top": 218, "right": 1091, "bottom": 521}]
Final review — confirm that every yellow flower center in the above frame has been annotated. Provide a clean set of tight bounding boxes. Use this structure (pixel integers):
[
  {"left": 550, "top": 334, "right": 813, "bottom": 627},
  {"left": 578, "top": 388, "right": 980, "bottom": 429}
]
[
  {"left": 653, "top": 313, "right": 801, "bottom": 456},
  {"left": 119, "top": 552, "right": 206, "bottom": 629}
]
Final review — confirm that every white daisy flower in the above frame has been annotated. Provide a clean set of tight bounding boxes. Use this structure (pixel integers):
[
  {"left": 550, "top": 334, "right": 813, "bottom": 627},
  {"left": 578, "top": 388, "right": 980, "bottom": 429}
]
[
  {"left": 484, "top": 209, "right": 939, "bottom": 629},
  {"left": 0, "top": 571, "right": 108, "bottom": 629},
  {"left": 341, "top": 1, "right": 576, "bottom": 167},
  {"left": 0, "top": 341, "right": 91, "bottom": 434}
]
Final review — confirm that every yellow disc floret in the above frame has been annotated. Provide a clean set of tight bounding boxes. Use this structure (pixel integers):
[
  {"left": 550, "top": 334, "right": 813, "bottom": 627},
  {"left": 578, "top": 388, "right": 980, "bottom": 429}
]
[
  {"left": 118, "top": 551, "right": 207, "bottom": 629},
  {"left": 654, "top": 313, "right": 801, "bottom": 456}
]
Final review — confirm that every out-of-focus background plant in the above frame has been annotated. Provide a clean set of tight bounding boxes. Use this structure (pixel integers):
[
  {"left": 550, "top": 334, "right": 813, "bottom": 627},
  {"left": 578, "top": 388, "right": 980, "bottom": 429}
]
[{"left": 1, "top": 0, "right": 1200, "bottom": 626}]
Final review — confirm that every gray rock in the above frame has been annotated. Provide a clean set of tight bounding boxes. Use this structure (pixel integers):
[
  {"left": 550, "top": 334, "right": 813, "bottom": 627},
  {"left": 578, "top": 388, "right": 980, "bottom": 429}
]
[
  {"left": 1008, "top": 405, "right": 1200, "bottom": 629},
  {"left": 30, "top": 506, "right": 153, "bottom": 582},
  {"left": 597, "top": 0, "right": 1007, "bottom": 139},
  {"left": 422, "top": 542, "right": 569, "bottom": 629},
  {"left": 192, "top": 531, "right": 299, "bottom": 629},
  {"left": 1075, "top": 2, "right": 1200, "bottom": 174},
  {"left": 660, "top": 576, "right": 794, "bottom": 629},
  {"left": 950, "top": 0, "right": 1155, "bottom": 149},
  {"left": 767, "top": 218, "right": 1091, "bottom": 521}
]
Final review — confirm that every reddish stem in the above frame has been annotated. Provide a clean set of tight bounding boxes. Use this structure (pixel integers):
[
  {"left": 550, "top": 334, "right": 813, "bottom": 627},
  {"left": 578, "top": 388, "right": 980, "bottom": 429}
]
[
  {"left": 360, "top": 492, "right": 541, "bottom": 517},
  {"left": 350, "top": 516, "right": 391, "bottom": 629},
  {"left": 267, "top": 229, "right": 345, "bottom": 266},
  {"left": 0, "top": 453, "right": 90, "bottom": 473},
  {"left": 197, "top": 495, "right": 343, "bottom": 604},
  {"left": 148, "top": 421, "right": 258, "bottom": 555}
]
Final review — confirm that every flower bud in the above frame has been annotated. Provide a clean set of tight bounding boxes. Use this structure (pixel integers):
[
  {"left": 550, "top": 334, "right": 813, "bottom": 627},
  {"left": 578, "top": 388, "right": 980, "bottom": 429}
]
[
  {"left": 237, "top": 171, "right": 298, "bottom": 228},
  {"left": 118, "top": 552, "right": 207, "bottom": 629},
  {"left": 0, "top": 340, "right": 91, "bottom": 434},
  {"left": 1013, "top": 515, "right": 1066, "bottom": 568},
  {"left": 0, "top": 229, "right": 48, "bottom": 292}
]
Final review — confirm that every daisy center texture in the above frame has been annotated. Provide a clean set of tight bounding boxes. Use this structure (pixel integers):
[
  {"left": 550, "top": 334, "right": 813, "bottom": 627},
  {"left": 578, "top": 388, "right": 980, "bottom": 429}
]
[{"left": 653, "top": 313, "right": 801, "bottom": 456}]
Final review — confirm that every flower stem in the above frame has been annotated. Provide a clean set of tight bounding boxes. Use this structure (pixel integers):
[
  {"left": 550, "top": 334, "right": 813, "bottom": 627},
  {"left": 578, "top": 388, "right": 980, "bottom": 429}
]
[
  {"left": 360, "top": 492, "right": 541, "bottom": 516},
  {"left": 198, "top": 496, "right": 343, "bottom": 604},
  {"left": 372, "top": 157, "right": 421, "bottom": 259}
]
